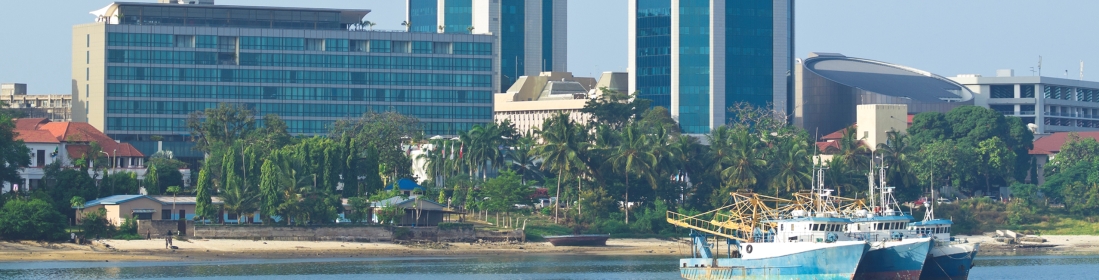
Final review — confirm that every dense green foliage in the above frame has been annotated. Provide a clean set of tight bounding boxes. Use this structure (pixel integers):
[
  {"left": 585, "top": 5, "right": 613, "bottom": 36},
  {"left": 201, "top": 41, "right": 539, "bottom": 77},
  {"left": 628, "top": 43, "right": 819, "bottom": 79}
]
[{"left": 0, "top": 199, "right": 67, "bottom": 241}]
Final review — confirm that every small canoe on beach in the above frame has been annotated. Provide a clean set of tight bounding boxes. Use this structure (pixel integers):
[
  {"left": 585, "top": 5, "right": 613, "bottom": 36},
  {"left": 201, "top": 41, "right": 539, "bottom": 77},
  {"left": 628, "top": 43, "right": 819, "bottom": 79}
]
[{"left": 543, "top": 234, "right": 610, "bottom": 246}]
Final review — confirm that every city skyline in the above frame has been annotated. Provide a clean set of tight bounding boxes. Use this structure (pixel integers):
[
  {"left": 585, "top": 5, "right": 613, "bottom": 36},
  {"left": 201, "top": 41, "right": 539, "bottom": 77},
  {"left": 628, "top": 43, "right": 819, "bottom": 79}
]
[{"left": 1, "top": 0, "right": 1098, "bottom": 94}]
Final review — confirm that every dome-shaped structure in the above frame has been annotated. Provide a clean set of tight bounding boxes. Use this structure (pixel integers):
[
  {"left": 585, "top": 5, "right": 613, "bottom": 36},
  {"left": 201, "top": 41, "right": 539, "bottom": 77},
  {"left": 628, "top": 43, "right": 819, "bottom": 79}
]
[{"left": 794, "top": 53, "right": 973, "bottom": 136}]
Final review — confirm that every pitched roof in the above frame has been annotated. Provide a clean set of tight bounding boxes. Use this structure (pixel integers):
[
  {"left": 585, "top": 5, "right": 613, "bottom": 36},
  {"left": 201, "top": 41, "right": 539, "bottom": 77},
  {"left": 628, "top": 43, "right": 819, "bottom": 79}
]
[
  {"left": 821, "top": 125, "right": 856, "bottom": 141},
  {"left": 14, "top": 118, "right": 49, "bottom": 130},
  {"left": 21, "top": 120, "right": 145, "bottom": 158},
  {"left": 388, "top": 178, "right": 422, "bottom": 191},
  {"left": 372, "top": 195, "right": 447, "bottom": 210},
  {"left": 149, "top": 196, "right": 224, "bottom": 205},
  {"left": 1030, "top": 131, "right": 1099, "bottom": 155},
  {"left": 14, "top": 129, "right": 60, "bottom": 143},
  {"left": 80, "top": 195, "right": 149, "bottom": 208}
]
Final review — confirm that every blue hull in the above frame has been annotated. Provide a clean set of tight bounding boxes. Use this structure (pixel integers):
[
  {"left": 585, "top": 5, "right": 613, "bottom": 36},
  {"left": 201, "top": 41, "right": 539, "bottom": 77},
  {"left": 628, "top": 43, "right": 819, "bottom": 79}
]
[
  {"left": 919, "top": 251, "right": 977, "bottom": 280},
  {"left": 854, "top": 240, "right": 932, "bottom": 280},
  {"left": 680, "top": 242, "right": 869, "bottom": 280}
]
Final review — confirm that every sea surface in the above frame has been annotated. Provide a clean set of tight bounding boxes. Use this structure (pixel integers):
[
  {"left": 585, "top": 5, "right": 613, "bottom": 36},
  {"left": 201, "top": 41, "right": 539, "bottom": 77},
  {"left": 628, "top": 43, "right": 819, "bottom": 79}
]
[{"left": 1, "top": 253, "right": 1098, "bottom": 279}]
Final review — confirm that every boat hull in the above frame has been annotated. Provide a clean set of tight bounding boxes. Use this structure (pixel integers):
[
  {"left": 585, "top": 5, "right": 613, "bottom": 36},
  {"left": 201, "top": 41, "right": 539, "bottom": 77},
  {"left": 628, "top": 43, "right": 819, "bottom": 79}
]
[
  {"left": 543, "top": 234, "right": 609, "bottom": 246},
  {"left": 679, "top": 241, "right": 868, "bottom": 280},
  {"left": 919, "top": 242, "right": 979, "bottom": 280},
  {"left": 853, "top": 238, "right": 932, "bottom": 280}
]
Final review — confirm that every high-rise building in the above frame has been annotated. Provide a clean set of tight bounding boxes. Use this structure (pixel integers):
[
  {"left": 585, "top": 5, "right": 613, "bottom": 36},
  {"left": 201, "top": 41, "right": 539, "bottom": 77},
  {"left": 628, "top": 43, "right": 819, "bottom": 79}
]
[
  {"left": 74, "top": 1, "right": 497, "bottom": 162},
  {"left": 628, "top": 0, "right": 794, "bottom": 134},
  {"left": 406, "top": 0, "right": 567, "bottom": 92}
]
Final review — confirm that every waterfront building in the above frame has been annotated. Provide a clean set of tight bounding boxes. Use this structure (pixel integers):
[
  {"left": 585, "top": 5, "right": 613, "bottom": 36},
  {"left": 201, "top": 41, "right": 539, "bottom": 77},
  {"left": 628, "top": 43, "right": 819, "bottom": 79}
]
[
  {"left": 794, "top": 53, "right": 973, "bottom": 138},
  {"left": 950, "top": 71, "right": 1099, "bottom": 134},
  {"left": 6, "top": 118, "right": 149, "bottom": 193},
  {"left": 493, "top": 71, "right": 627, "bottom": 135},
  {"left": 407, "top": 0, "right": 567, "bottom": 92},
  {"left": 1028, "top": 131, "right": 1099, "bottom": 185},
  {"left": 74, "top": 1, "right": 497, "bottom": 162},
  {"left": 627, "top": 0, "right": 794, "bottom": 134},
  {"left": 76, "top": 195, "right": 224, "bottom": 226},
  {"left": 1, "top": 83, "right": 73, "bottom": 122}
]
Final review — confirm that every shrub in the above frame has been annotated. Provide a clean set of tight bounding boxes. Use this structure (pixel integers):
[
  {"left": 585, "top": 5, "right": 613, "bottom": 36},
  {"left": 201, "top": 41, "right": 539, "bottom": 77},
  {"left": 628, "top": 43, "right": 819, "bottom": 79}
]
[
  {"left": 80, "top": 208, "right": 116, "bottom": 238},
  {"left": 392, "top": 227, "right": 412, "bottom": 240},
  {"left": 437, "top": 222, "right": 474, "bottom": 231},
  {"left": 0, "top": 199, "right": 68, "bottom": 241}
]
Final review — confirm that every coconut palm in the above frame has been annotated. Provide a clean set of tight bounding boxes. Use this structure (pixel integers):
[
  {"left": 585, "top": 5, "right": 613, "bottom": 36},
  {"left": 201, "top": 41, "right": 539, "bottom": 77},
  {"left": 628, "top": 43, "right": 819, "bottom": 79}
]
[
  {"left": 166, "top": 186, "right": 181, "bottom": 220},
  {"left": 607, "top": 124, "right": 657, "bottom": 224},
  {"left": 768, "top": 137, "right": 812, "bottom": 197},
  {"left": 719, "top": 127, "right": 768, "bottom": 194},
  {"left": 532, "top": 113, "right": 586, "bottom": 223}
]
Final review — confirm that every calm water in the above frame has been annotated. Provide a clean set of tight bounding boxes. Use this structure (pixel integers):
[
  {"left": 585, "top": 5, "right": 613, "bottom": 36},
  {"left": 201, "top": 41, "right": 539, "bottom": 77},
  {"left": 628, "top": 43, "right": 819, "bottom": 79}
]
[{"left": 1, "top": 253, "right": 1098, "bottom": 279}]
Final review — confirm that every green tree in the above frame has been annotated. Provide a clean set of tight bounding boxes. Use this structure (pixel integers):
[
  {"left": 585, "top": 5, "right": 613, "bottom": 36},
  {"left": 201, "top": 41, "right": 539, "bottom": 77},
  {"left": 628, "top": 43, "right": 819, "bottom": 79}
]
[
  {"left": 533, "top": 113, "right": 587, "bottom": 223},
  {"left": 186, "top": 103, "right": 257, "bottom": 153},
  {"left": 480, "top": 169, "right": 531, "bottom": 214},
  {"left": 0, "top": 199, "right": 67, "bottom": 241},
  {"left": 0, "top": 113, "right": 30, "bottom": 187},
  {"left": 607, "top": 124, "right": 657, "bottom": 224},
  {"left": 976, "top": 136, "right": 1016, "bottom": 196},
  {"left": 194, "top": 165, "right": 215, "bottom": 223},
  {"left": 70, "top": 196, "right": 86, "bottom": 224},
  {"left": 580, "top": 88, "right": 652, "bottom": 129},
  {"left": 877, "top": 131, "right": 920, "bottom": 201}
]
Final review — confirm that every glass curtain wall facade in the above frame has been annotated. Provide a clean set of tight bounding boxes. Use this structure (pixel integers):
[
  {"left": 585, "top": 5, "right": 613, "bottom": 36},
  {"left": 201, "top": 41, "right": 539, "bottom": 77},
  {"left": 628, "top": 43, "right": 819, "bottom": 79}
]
[
  {"left": 408, "top": 0, "right": 438, "bottom": 33},
  {"left": 406, "top": 0, "right": 567, "bottom": 92},
  {"left": 500, "top": 1, "right": 526, "bottom": 92},
  {"left": 76, "top": 3, "right": 495, "bottom": 161},
  {"left": 629, "top": 0, "right": 791, "bottom": 134},
  {"left": 634, "top": 0, "right": 671, "bottom": 109},
  {"left": 724, "top": 1, "right": 775, "bottom": 114},
  {"left": 443, "top": 0, "right": 473, "bottom": 33},
  {"left": 677, "top": 0, "right": 711, "bottom": 134}
]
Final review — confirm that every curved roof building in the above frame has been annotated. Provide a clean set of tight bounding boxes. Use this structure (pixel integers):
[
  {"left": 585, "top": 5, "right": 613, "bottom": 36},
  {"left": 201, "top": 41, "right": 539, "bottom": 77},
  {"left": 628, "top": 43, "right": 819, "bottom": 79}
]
[{"left": 794, "top": 53, "right": 973, "bottom": 136}]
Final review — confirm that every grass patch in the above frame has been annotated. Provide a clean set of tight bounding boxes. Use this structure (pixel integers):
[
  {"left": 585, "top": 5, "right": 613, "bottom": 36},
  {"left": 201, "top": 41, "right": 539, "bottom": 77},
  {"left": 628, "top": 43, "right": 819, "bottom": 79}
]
[{"left": 1010, "top": 217, "right": 1099, "bottom": 235}]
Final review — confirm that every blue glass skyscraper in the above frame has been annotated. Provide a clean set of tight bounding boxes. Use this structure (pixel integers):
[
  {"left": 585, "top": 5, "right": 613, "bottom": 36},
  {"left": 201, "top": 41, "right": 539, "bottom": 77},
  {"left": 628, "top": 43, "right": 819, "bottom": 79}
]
[
  {"left": 629, "top": 0, "right": 794, "bottom": 134},
  {"left": 407, "top": 0, "right": 567, "bottom": 92}
]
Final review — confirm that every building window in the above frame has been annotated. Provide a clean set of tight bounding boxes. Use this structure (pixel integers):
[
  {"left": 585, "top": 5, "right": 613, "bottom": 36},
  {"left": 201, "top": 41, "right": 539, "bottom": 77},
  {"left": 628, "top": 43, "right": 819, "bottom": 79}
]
[
  {"left": 1020, "top": 84, "right": 1035, "bottom": 98},
  {"left": 990, "top": 105, "right": 1014, "bottom": 115},
  {"left": 990, "top": 85, "right": 1013, "bottom": 98}
]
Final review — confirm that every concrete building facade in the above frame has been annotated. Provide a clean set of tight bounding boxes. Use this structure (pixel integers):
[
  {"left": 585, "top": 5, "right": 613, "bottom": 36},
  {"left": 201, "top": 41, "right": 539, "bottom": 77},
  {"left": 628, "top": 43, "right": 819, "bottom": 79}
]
[
  {"left": 75, "top": 1, "right": 497, "bottom": 162},
  {"left": 407, "top": 0, "right": 567, "bottom": 92},
  {"left": 494, "top": 72, "right": 627, "bottom": 135},
  {"left": 628, "top": 0, "right": 794, "bottom": 134},
  {"left": 950, "top": 72, "right": 1099, "bottom": 134},
  {"left": 1, "top": 83, "right": 73, "bottom": 122}
]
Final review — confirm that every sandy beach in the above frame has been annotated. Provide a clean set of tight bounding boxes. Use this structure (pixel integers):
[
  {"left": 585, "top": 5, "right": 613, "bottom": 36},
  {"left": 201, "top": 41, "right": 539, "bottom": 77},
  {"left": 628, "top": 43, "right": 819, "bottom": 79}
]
[
  {"left": 957, "top": 234, "right": 1099, "bottom": 255},
  {"left": 0, "top": 238, "right": 691, "bottom": 262}
]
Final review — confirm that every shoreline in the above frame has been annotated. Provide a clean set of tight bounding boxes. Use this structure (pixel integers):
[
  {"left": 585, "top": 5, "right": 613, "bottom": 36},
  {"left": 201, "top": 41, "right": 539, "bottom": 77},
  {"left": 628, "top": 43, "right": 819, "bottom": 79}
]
[
  {"left": 0, "top": 238, "right": 692, "bottom": 263},
  {"left": 4, "top": 234, "right": 1099, "bottom": 263}
]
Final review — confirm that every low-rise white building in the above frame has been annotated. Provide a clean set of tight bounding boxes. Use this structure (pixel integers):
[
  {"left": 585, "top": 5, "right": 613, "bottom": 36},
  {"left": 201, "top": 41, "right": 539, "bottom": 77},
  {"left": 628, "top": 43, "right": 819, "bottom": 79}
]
[{"left": 951, "top": 71, "right": 1099, "bottom": 134}]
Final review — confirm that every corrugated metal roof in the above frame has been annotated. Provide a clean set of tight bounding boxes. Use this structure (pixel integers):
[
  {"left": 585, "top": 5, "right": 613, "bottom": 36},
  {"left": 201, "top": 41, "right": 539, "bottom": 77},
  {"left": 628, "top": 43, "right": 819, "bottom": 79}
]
[{"left": 81, "top": 195, "right": 147, "bottom": 208}]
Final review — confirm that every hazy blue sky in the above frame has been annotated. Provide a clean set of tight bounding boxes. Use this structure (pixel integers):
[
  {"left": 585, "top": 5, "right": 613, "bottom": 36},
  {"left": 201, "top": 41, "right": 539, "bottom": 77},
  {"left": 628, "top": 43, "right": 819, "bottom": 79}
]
[{"left": 1, "top": 0, "right": 1097, "bottom": 94}]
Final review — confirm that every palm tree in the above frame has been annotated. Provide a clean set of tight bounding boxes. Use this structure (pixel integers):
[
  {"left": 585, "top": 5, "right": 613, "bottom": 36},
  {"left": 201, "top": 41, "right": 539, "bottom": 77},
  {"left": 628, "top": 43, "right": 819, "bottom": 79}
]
[
  {"left": 768, "top": 138, "right": 812, "bottom": 197},
  {"left": 467, "top": 26, "right": 475, "bottom": 34},
  {"left": 607, "top": 124, "right": 657, "bottom": 224},
  {"left": 401, "top": 20, "right": 412, "bottom": 32},
  {"left": 719, "top": 128, "right": 767, "bottom": 194},
  {"left": 877, "top": 130, "right": 918, "bottom": 198},
  {"left": 532, "top": 113, "right": 585, "bottom": 223},
  {"left": 507, "top": 136, "right": 540, "bottom": 184},
  {"left": 71, "top": 196, "right": 86, "bottom": 226},
  {"left": 166, "top": 186, "right": 181, "bottom": 220}
]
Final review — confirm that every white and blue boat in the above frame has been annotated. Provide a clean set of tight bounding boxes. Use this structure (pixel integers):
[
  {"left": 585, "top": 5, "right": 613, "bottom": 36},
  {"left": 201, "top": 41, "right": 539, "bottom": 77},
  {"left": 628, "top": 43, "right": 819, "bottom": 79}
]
[
  {"left": 844, "top": 161, "right": 932, "bottom": 280},
  {"left": 669, "top": 192, "right": 869, "bottom": 280},
  {"left": 907, "top": 189, "right": 979, "bottom": 280}
]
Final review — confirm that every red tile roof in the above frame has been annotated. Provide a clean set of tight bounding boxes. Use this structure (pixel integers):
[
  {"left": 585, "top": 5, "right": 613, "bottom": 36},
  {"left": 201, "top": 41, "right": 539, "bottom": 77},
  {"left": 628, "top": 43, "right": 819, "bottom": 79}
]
[
  {"left": 821, "top": 125, "right": 856, "bottom": 141},
  {"left": 14, "top": 118, "right": 49, "bottom": 130},
  {"left": 1030, "top": 131, "right": 1099, "bottom": 155},
  {"left": 14, "top": 129, "right": 61, "bottom": 143},
  {"left": 12, "top": 119, "right": 144, "bottom": 158}
]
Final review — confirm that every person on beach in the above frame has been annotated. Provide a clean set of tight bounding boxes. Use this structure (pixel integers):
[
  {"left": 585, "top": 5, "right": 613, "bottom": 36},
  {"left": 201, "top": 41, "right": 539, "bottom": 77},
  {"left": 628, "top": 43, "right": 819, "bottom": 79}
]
[{"left": 165, "top": 236, "right": 169, "bottom": 249}]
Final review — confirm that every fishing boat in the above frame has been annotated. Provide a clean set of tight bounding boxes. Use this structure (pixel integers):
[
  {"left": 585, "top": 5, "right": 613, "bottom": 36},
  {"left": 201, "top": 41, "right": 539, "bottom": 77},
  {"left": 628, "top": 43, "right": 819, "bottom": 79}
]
[
  {"left": 543, "top": 234, "right": 610, "bottom": 246},
  {"left": 843, "top": 159, "right": 932, "bottom": 280},
  {"left": 907, "top": 187, "right": 979, "bottom": 280},
  {"left": 668, "top": 191, "right": 869, "bottom": 280}
]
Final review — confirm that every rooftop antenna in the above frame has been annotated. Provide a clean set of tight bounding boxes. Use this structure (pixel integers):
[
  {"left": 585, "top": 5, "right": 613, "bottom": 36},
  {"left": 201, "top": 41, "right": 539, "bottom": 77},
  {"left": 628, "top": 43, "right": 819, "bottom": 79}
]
[
  {"left": 1038, "top": 55, "right": 1042, "bottom": 76},
  {"left": 1081, "top": 61, "right": 1085, "bottom": 81}
]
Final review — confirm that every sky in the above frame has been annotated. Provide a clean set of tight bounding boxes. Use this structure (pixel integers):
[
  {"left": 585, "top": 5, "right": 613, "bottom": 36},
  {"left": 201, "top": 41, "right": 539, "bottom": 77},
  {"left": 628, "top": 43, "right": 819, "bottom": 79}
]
[{"left": 1, "top": 0, "right": 1098, "bottom": 94}]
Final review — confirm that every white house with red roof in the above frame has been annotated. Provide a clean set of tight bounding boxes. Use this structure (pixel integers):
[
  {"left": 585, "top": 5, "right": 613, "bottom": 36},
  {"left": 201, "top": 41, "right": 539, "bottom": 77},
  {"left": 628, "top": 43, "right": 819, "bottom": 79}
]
[
  {"left": 5, "top": 118, "right": 148, "bottom": 193},
  {"left": 1028, "top": 131, "right": 1099, "bottom": 185}
]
